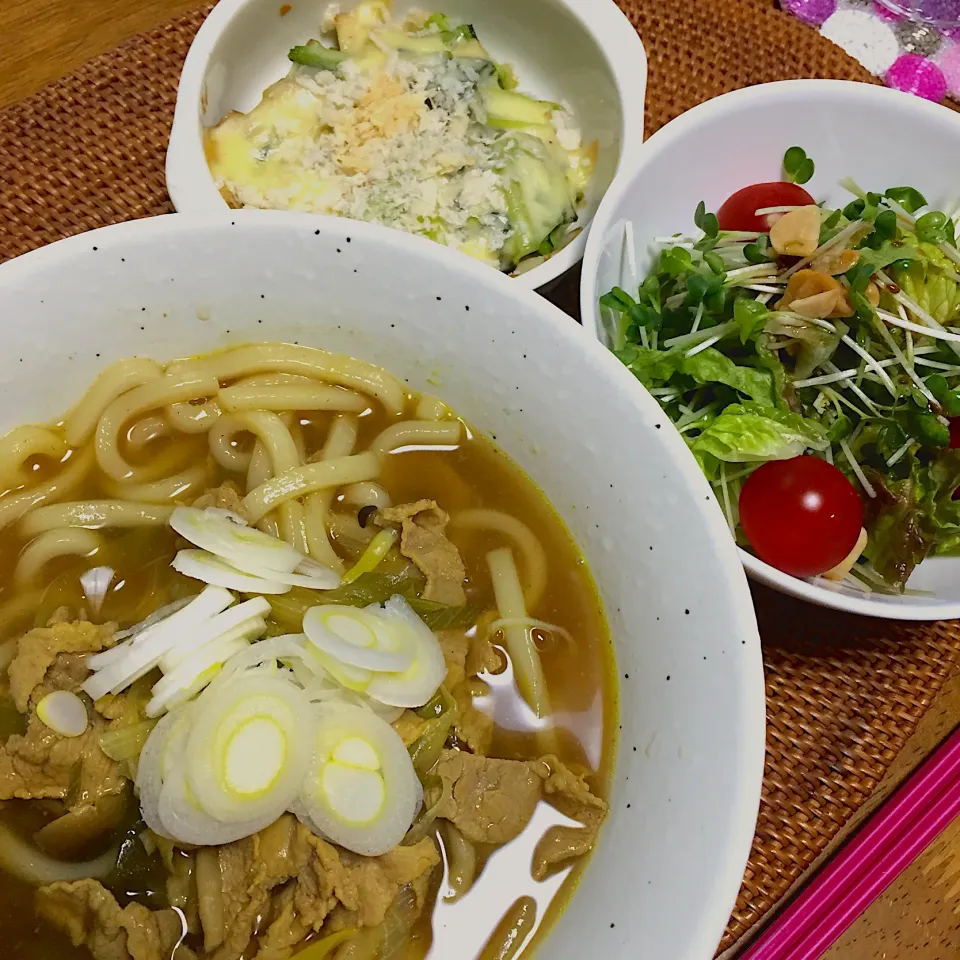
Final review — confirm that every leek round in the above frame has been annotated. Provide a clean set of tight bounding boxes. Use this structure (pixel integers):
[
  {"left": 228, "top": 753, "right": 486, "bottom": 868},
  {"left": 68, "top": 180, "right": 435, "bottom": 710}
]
[
  {"left": 146, "top": 631, "right": 256, "bottom": 718},
  {"left": 36, "top": 691, "right": 88, "bottom": 738},
  {"left": 170, "top": 506, "right": 301, "bottom": 574},
  {"left": 157, "top": 704, "right": 289, "bottom": 845},
  {"left": 204, "top": 633, "right": 319, "bottom": 697},
  {"left": 311, "top": 648, "right": 375, "bottom": 692},
  {"left": 301, "top": 679, "right": 405, "bottom": 724},
  {"left": 136, "top": 710, "right": 182, "bottom": 840},
  {"left": 303, "top": 605, "right": 415, "bottom": 672},
  {"left": 288, "top": 796, "right": 331, "bottom": 841},
  {"left": 363, "top": 597, "right": 446, "bottom": 709},
  {"left": 296, "top": 702, "right": 422, "bottom": 856},
  {"left": 233, "top": 560, "right": 341, "bottom": 591},
  {"left": 184, "top": 673, "right": 312, "bottom": 824},
  {"left": 172, "top": 549, "right": 292, "bottom": 594}
]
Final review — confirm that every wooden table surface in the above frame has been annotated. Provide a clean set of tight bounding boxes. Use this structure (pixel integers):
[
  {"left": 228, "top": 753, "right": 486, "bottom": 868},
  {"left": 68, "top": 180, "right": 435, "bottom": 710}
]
[
  {"left": 4, "top": 0, "right": 960, "bottom": 955},
  {"left": 0, "top": 0, "right": 200, "bottom": 109}
]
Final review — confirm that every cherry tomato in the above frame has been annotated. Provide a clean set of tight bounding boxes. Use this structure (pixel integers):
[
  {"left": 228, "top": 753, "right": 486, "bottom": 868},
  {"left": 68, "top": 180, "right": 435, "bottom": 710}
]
[
  {"left": 951, "top": 418, "right": 960, "bottom": 449},
  {"left": 950, "top": 419, "right": 960, "bottom": 499},
  {"left": 738, "top": 456, "right": 863, "bottom": 577},
  {"left": 717, "top": 182, "right": 817, "bottom": 233}
]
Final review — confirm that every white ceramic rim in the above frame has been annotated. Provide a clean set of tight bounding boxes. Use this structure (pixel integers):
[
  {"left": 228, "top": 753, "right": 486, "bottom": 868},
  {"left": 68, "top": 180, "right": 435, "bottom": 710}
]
[
  {"left": 0, "top": 210, "right": 765, "bottom": 956},
  {"left": 165, "top": 0, "right": 648, "bottom": 291},
  {"left": 580, "top": 78, "right": 960, "bottom": 620}
]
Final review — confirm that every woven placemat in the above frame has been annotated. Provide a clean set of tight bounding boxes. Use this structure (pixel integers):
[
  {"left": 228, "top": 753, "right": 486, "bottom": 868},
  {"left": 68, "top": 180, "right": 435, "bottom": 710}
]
[
  {"left": 733, "top": 585, "right": 960, "bottom": 949},
  {"left": 0, "top": 0, "right": 958, "bottom": 953},
  {"left": 0, "top": 0, "right": 878, "bottom": 258}
]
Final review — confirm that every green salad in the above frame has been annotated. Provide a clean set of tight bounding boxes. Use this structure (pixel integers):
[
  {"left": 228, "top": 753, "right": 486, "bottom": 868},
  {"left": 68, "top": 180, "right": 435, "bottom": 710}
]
[{"left": 600, "top": 148, "right": 960, "bottom": 593}]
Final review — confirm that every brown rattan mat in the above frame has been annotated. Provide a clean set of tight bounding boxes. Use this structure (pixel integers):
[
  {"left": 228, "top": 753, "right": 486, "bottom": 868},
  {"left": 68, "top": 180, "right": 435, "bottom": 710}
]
[
  {"left": 0, "top": 0, "right": 879, "bottom": 259},
  {"left": 0, "top": 0, "right": 958, "bottom": 953}
]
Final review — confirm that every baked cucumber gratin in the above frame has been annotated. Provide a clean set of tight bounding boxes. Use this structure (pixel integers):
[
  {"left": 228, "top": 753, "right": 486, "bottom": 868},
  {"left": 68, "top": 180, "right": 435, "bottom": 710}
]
[{"left": 205, "top": 1, "right": 596, "bottom": 274}]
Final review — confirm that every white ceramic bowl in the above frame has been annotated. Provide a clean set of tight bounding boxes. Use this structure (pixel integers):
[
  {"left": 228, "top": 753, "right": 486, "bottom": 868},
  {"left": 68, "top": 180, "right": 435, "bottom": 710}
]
[
  {"left": 0, "top": 213, "right": 763, "bottom": 959},
  {"left": 580, "top": 79, "right": 960, "bottom": 620},
  {"left": 166, "top": 0, "right": 647, "bottom": 291}
]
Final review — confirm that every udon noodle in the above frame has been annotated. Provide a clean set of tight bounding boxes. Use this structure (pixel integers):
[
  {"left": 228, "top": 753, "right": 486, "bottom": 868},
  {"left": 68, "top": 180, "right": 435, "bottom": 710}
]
[{"left": 0, "top": 341, "right": 615, "bottom": 960}]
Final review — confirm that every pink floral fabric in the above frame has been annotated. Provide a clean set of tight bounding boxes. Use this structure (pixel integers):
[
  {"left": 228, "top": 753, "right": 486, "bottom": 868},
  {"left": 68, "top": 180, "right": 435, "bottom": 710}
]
[{"left": 781, "top": 0, "right": 960, "bottom": 100}]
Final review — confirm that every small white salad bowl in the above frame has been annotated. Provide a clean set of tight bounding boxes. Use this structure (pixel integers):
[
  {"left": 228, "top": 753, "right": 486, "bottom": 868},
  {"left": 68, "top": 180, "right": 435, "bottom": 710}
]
[
  {"left": 166, "top": 0, "right": 647, "bottom": 291},
  {"left": 0, "top": 213, "right": 763, "bottom": 960},
  {"left": 581, "top": 79, "right": 960, "bottom": 620}
]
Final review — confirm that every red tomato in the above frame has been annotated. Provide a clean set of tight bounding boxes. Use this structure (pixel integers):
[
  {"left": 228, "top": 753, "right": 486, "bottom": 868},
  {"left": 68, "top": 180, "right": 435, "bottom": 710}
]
[
  {"left": 717, "top": 182, "right": 817, "bottom": 233},
  {"left": 738, "top": 456, "right": 863, "bottom": 577},
  {"left": 950, "top": 420, "right": 960, "bottom": 499},
  {"left": 951, "top": 418, "right": 960, "bottom": 449}
]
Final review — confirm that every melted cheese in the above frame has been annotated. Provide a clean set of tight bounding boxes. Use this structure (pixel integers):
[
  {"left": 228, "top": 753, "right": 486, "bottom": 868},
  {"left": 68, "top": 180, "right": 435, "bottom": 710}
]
[
  {"left": 206, "top": 80, "right": 337, "bottom": 210},
  {"left": 204, "top": 12, "right": 592, "bottom": 271}
]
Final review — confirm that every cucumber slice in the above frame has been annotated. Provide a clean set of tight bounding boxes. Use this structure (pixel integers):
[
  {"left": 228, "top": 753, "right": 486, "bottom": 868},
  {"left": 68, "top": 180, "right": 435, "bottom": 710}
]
[
  {"left": 495, "top": 133, "right": 576, "bottom": 269},
  {"left": 484, "top": 87, "right": 558, "bottom": 127},
  {"left": 376, "top": 29, "right": 449, "bottom": 54},
  {"left": 288, "top": 40, "right": 346, "bottom": 70},
  {"left": 377, "top": 23, "right": 488, "bottom": 59}
]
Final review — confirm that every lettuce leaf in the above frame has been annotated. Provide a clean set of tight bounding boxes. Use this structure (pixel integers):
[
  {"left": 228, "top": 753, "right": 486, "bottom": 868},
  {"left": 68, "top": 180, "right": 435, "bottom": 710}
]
[
  {"left": 888, "top": 240, "right": 960, "bottom": 325},
  {"left": 679, "top": 348, "right": 777, "bottom": 407},
  {"left": 920, "top": 452, "right": 960, "bottom": 556},
  {"left": 864, "top": 451, "right": 960, "bottom": 590},
  {"left": 688, "top": 401, "right": 828, "bottom": 476},
  {"left": 619, "top": 344, "right": 779, "bottom": 407},
  {"left": 733, "top": 296, "right": 769, "bottom": 344},
  {"left": 856, "top": 239, "right": 922, "bottom": 274},
  {"left": 862, "top": 466, "right": 931, "bottom": 591},
  {"left": 755, "top": 339, "right": 795, "bottom": 411},
  {"left": 619, "top": 346, "right": 683, "bottom": 389},
  {"left": 763, "top": 314, "right": 846, "bottom": 381}
]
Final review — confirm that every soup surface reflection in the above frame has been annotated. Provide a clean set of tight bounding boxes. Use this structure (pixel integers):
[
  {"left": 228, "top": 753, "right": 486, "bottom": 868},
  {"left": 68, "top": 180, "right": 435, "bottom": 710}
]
[{"left": 0, "top": 342, "right": 615, "bottom": 960}]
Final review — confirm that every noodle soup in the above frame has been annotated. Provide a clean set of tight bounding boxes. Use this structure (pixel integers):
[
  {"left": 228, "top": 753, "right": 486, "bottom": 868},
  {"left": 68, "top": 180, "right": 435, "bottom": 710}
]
[{"left": 0, "top": 342, "right": 614, "bottom": 960}]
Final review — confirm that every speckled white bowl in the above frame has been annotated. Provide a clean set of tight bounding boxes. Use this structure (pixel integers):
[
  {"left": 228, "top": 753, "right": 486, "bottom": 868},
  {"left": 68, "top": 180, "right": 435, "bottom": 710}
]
[
  {"left": 581, "top": 79, "right": 960, "bottom": 620},
  {"left": 165, "top": 0, "right": 647, "bottom": 291},
  {"left": 0, "top": 214, "right": 762, "bottom": 960}
]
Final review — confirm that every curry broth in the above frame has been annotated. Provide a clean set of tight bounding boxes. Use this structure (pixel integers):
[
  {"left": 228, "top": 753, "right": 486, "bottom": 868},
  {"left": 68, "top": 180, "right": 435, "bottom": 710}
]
[{"left": 0, "top": 395, "right": 616, "bottom": 960}]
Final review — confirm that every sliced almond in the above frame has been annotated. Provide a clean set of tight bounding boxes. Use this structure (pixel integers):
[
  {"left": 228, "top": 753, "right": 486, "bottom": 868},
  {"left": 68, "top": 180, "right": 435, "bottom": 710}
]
[
  {"left": 790, "top": 290, "right": 843, "bottom": 319},
  {"left": 829, "top": 290, "right": 854, "bottom": 319},
  {"left": 769, "top": 205, "right": 822, "bottom": 258},
  {"left": 776, "top": 268, "right": 855, "bottom": 319},
  {"left": 812, "top": 248, "right": 859, "bottom": 276},
  {"left": 777, "top": 269, "right": 837, "bottom": 308},
  {"left": 822, "top": 527, "right": 869, "bottom": 582}
]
